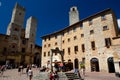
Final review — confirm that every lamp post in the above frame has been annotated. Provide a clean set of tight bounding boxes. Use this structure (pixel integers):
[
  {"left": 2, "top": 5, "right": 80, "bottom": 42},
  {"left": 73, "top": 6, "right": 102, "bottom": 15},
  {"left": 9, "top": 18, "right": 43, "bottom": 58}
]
[{"left": 50, "top": 47, "right": 64, "bottom": 72}]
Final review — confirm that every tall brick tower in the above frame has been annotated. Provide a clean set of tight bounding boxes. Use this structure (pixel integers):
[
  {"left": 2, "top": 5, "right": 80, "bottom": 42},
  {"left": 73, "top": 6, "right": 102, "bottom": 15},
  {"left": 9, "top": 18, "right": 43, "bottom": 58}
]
[{"left": 69, "top": 6, "right": 79, "bottom": 25}]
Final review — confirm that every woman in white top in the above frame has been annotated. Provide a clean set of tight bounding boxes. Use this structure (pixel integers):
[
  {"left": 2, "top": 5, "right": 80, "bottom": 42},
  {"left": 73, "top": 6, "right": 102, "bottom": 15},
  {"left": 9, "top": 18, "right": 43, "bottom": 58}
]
[{"left": 28, "top": 68, "right": 33, "bottom": 80}]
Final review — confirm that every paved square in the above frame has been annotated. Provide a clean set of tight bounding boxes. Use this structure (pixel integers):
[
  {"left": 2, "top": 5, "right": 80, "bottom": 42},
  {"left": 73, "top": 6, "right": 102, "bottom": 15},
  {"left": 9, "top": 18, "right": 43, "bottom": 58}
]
[{"left": 0, "top": 68, "right": 120, "bottom": 80}]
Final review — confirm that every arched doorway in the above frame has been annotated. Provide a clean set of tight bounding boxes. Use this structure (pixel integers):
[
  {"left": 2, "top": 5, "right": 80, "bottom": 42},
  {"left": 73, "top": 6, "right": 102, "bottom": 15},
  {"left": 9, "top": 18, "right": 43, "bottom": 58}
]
[
  {"left": 90, "top": 58, "right": 99, "bottom": 72},
  {"left": 65, "top": 59, "right": 73, "bottom": 71},
  {"left": 74, "top": 58, "right": 79, "bottom": 69},
  {"left": 34, "top": 53, "right": 40, "bottom": 67},
  {"left": 107, "top": 57, "right": 115, "bottom": 73}
]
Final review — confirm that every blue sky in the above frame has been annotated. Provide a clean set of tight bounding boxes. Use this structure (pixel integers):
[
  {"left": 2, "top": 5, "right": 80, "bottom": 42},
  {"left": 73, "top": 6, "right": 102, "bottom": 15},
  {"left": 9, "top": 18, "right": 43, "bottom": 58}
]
[{"left": 0, "top": 0, "right": 120, "bottom": 46}]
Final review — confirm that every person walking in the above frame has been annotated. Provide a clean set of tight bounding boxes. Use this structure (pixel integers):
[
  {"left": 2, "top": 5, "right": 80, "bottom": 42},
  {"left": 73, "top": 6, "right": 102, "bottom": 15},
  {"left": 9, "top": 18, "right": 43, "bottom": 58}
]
[
  {"left": 0, "top": 65, "right": 5, "bottom": 76},
  {"left": 54, "top": 61, "right": 59, "bottom": 72},
  {"left": 28, "top": 68, "right": 33, "bottom": 80},
  {"left": 80, "top": 62, "right": 85, "bottom": 76},
  {"left": 21, "top": 65, "right": 24, "bottom": 74},
  {"left": 18, "top": 65, "right": 22, "bottom": 76},
  {"left": 26, "top": 65, "right": 30, "bottom": 77}
]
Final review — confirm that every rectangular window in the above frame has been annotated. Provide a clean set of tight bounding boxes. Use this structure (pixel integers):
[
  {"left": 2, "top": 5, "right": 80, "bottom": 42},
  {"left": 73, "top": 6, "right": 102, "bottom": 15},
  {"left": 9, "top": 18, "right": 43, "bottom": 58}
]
[
  {"left": 68, "top": 38, "right": 70, "bottom": 42},
  {"left": 55, "top": 42, "right": 57, "bottom": 45},
  {"left": 101, "top": 15, "right": 106, "bottom": 21},
  {"left": 55, "top": 35, "right": 57, "bottom": 39},
  {"left": 80, "top": 23, "right": 83, "bottom": 27},
  {"left": 82, "top": 57, "right": 85, "bottom": 63},
  {"left": 74, "top": 46, "right": 78, "bottom": 52},
  {"left": 90, "top": 30, "right": 94, "bottom": 34},
  {"left": 22, "top": 48, "right": 25, "bottom": 53},
  {"left": 68, "top": 47, "right": 70, "bottom": 55},
  {"left": 44, "top": 38, "right": 46, "bottom": 42},
  {"left": 73, "top": 27, "right": 76, "bottom": 32},
  {"left": 62, "top": 32, "right": 64, "bottom": 36},
  {"left": 48, "top": 37, "right": 51, "bottom": 40},
  {"left": 82, "top": 44, "right": 85, "bottom": 52},
  {"left": 103, "top": 26, "right": 109, "bottom": 31},
  {"left": 81, "top": 34, "right": 84, "bottom": 37},
  {"left": 74, "top": 36, "right": 77, "bottom": 40},
  {"left": 91, "top": 41, "right": 95, "bottom": 50},
  {"left": 44, "top": 52, "right": 46, "bottom": 57},
  {"left": 48, "top": 51, "right": 50, "bottom": 56},
  {"left": 48, "top": 44, "right": 51, "bottom": 47},
  {"left": 89, "top": 19, "right": 93, "bottom": 25},
  {"left": 67, "top": 29, "right": 70, "bottom": 34},
  {"left": 22, "top": 40, "right": 26, "bottom": 44},
  {"left": 3, "top": 47, "right": 7, "bottom": 52},
  {"left": 62, "top": 40, "right": 64, "bottom": 44},
  {"left": 105, "top": 38, "right": 111, "bottom": 48},
  {"left": 14, "top": 28, "right": 19, "bottom": 31},
  {"left": 44, "top": 44, "right": 46, "bottom": 48}
]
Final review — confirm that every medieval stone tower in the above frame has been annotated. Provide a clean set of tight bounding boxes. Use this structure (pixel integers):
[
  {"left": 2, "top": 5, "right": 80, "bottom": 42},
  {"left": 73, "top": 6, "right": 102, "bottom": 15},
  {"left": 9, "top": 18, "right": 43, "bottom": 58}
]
[
  {"left": 69, "top": 6, "right": 79, "bottom": 25},
  {"left": 7, "top": 3, "right": 25, "bottom": 35},
  {"left": 6, "top": 3, "right": 25, "bottom": 53},
  {"left": 25, "top": 17, "right": 37, "bottom": 54},
  {"left": 0, "top": 3, "right": 40, "bottom": 66}
]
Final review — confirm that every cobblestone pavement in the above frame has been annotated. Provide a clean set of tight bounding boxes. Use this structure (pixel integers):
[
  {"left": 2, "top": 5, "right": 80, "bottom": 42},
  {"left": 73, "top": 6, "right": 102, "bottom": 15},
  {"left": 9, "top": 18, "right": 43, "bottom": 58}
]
[
  {"left": 0, "top": 69, "right": 120, "bottom": 80},
  {"left": 0, "top": 68, "right": 40, "bottom": 80},
  {"left": 83, "top": 72, "right": 120, "bottom": 80}
]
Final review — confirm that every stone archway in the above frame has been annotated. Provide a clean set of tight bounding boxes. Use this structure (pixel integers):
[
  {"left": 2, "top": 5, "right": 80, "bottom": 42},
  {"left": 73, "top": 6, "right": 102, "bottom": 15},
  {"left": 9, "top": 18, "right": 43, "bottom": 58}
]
[
  {"left": 107, "top": 57, "right": 115, "bottom": 73},
  {"left": 34, "top": 52, "right": 40, "bottom": 67},
  {"left": 90, "top": 58, "right": 99, "bottom": 72},
  {"left": 66, "top": 59, "right": 73, "bottom": 71},
  {"left": 50, "top": 47, "right": 64, "bottom": 71},
  {"left": 74, "top": 58, "right": 79, "bottom": 69}
]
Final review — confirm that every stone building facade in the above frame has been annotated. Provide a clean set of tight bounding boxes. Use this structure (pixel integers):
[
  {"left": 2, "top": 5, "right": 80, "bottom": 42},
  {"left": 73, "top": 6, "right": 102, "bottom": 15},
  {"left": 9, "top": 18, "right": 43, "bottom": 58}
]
[
  {"left": 41, "top": 6, "right": 120, "bottom": 73},
  {"left": 0, "top": 3, "right": 42, "bottom": 67}
]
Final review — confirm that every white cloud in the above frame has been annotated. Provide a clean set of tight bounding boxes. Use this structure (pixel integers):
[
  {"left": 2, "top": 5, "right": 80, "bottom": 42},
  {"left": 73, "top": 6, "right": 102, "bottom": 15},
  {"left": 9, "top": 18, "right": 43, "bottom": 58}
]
[{"left": 117, "top": 19, "right": 120, "bottom": 28}]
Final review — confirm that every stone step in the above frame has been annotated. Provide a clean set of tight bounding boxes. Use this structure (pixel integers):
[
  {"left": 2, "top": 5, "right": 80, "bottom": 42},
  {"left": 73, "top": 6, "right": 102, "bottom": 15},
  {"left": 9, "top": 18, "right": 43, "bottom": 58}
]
[
  {"left": 34, "top": 72, "right": 83, "bottom": 80},
  {"left": 34, "top": 72, "right": 68, "bottom": 80},
  {"left": 65, "top": 72, "right": 82, "bottom": 80}
]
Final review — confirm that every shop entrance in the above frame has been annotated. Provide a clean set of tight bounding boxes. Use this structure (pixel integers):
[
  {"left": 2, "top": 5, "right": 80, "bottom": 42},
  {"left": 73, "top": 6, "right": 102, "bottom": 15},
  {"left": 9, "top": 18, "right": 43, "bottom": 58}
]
[
  {"left": 74, "top": 58, "right": 79, "bottom": 69},
  {"left": 90, "top": 58, "right": 99, "bottom": 72},
  {"left": 107, "top": 57, "right": 115, "bottom": 73}
]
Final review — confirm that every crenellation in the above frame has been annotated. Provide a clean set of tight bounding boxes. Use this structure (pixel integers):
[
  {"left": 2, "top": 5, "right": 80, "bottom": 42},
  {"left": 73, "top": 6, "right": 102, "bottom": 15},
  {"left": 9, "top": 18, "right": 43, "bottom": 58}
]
[{"left": 15, "top": 3, "right": 26, "bottom": 11}]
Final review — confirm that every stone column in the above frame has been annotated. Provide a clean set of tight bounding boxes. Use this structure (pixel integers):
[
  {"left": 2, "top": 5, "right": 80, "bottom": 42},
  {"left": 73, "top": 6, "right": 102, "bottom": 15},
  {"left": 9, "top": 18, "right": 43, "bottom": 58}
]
[{"left": 114, "top": 61, "right": 120, "bottom": 73}]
